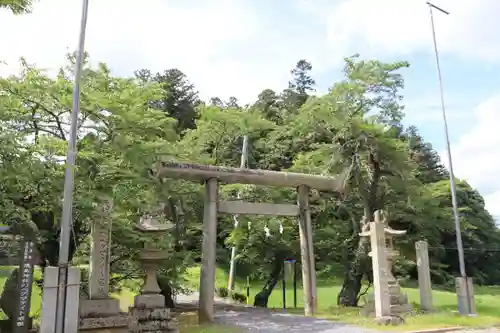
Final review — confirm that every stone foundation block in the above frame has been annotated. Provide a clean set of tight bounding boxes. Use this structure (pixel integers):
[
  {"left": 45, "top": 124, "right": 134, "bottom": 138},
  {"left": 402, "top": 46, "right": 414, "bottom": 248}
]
[
  {"left": 129, "top": 320, "right": 176, "bottom": 332},
  {"left": 80, "top": 298, "right": 121, "bottom": 317},
  {"left": 134, "top": 294, "right": 165, "bottom": 309},
  {"left": 130, "top": 307, "right": 171, "bottom": 321},
  {"left": 390, "top": 303, "right": 413, "bottom": 314},
  {"left": 79, "top": 314, "right": 128, "bottom": 331},
  {"left": 390, "top": 293, "right": 408, "bottom": 304},
  {"left": 375, "top": 315, "right": 405, "bottom": 326}
]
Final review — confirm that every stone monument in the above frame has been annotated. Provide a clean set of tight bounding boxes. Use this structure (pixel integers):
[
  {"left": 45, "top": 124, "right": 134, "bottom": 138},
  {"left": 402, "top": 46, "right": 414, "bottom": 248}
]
[
  {"left": 360, "top": 210, "right": 412, "bottom": 320},
  {"left": 416, "top": 240, "right": 433, "bottom": 312},
  {"left": 0, "top": 223, "right": 38, "bottom": 333},
  {"left": 128, "top": 214, "right": 178, "bottom": 333},
  {"left": 79, "top": 199, "right": 129, "bottom": 333}
]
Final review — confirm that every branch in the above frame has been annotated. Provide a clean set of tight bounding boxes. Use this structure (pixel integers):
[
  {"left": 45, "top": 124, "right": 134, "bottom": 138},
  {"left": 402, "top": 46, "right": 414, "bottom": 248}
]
[
  {"left": 110, "top": 268, "right": 141, "bottom": 284},
  {"left": 4, "top": 86, "right": 67, "bottom": 140},
  {"left": 356, "top": 281, "right": 372, "bottom": 303}
]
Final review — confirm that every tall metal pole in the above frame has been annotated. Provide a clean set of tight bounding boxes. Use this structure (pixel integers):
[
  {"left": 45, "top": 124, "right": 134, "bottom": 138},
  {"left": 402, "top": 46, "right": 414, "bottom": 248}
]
[
  {"left": 227, "top": 135, "right": 249, "bottom": 293},
  {"left": 427, "top": 1, "right": 470, "bottom": 315},
  {"left": 55, "top": 0, "right": 90, "bottom": 332}
]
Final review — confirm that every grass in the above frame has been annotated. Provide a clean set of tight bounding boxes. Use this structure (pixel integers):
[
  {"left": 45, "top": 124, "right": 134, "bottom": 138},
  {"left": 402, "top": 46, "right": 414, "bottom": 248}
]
[
  {"left": 185, "top": 266, "right": 500, "bottom": 331},
  {"left": 177, "top": 312, "right": 242, "bottom": 333},
  {"left": 2, "top": 265, "right": 500, "bottom": 331},
  {"left": 0, "top": 266, "right": 238, "bottom": 333}
]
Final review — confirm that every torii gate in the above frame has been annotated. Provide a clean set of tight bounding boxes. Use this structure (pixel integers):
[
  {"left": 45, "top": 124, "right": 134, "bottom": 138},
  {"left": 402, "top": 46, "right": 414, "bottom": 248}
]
[{"left": 152, "top": 162, "right": 345, "bottom": 324}]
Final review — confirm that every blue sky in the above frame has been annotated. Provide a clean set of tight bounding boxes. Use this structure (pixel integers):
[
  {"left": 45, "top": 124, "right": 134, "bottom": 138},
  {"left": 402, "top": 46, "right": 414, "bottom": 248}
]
[{"left": 1, "top": 0, "right": 500, "bottom": 217}]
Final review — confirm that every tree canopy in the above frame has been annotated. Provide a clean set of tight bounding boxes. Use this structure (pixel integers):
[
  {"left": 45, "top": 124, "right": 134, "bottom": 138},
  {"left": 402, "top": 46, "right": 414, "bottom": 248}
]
[{"left": 1, "top": 52, "right": 499, "bottom": 308}]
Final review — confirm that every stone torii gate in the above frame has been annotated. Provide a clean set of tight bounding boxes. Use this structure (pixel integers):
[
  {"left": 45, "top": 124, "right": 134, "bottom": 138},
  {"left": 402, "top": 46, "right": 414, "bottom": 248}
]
[{"left": 152, "top": 162, "right": 345, "bottom": 324}]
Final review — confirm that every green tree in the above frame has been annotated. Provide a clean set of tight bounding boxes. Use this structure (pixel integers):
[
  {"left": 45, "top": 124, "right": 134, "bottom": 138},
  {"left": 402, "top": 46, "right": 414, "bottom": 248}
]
[
  {"left": 405, "top": 125, "right": 448, "bottom": 183},
  {"left": 0, "top": 55, "right": 181, "bottom": 299},
  {"left": 282, "top": 59, "right": 316, "bottom": 112},
  {"left": 291, "top": 55, "right": 412, "bottom": 306},
  {"left": 0, "top": 0, "right": 36, "bottom": 14},
  {"left": 135, "top": 68, "right": 200, "bottom": 133}
]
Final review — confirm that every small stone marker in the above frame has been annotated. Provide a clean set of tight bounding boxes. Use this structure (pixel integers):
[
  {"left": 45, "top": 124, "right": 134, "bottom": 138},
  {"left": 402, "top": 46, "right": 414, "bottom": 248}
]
[{"left": 416, "top": 240, "right": 433, "bottom": 312}]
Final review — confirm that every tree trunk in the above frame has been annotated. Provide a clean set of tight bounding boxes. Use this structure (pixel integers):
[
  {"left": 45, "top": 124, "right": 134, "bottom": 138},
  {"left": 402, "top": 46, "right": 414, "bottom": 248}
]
[
  {"left": 337, "top": 204, "right": 375, "bottom": 307},
  {"left": 338, "top": 155, "right": 381, "bottom": 307},
  {"left": 337, "top": 231, "right": 369, "bottom": 307},
  {"left": 157, "top": 275, "right": 175, "bottom": 308},
  {"left": 253, "top": 256, "right": 284, "bottom": 308}
]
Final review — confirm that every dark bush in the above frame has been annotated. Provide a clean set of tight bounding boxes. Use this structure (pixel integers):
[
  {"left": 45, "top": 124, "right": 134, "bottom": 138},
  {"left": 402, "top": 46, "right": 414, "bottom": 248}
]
[
  {"left": 215, "top": 286, "right": 229, "bottom": 298},
  {"left": 231, "top": 291, "right": 247, "bottom": 304}
]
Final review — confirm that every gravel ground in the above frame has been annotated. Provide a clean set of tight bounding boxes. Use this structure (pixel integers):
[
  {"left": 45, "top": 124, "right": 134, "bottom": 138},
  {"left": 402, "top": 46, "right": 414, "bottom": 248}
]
[
  {"left": 214, "top": 308, "right": 385, "bottom": 333},
  {"left": 178, "top": 293, "right": 499, "bottom": 333},
  {"left": 447, "top": 328, "right": 500, "bottom": 333}
]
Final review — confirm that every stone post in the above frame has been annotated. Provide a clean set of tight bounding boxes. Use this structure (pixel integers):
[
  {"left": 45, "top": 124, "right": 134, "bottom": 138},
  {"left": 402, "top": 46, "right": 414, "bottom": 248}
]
[
  {"left": 40, "top": 267, "right": 59, "bottom": 333},
  {"left": 79, "top": 199, "right": 128, "bottom": 332},
  {"left": 88, "top": 218, "right": 112, "bottom": 299},
  {"left": 199, "top": 178, "right": 219, "bottom": 324},
  {"left": 456, "top": 277, "right": 476, "bottom": 315},
  {"left": 415, "top": 241, "right": 433, "bottom": 312},
  {"left": 40, "top": 267, "right": 81, "bottom": 333},
  {"left": 297, "top": 185, "right": 317, "bottom": 316},
  {"left": 369, "top": 213, "right": 391, "bottom": 318}
]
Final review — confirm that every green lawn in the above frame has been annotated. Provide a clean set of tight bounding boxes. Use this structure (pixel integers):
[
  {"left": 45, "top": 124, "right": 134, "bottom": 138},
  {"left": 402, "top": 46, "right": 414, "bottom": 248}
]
[
  {"left": 2, "top": 265, "right": 500, "bottom": 332},
  {"left": 0, "top": 266, "right": 43, "bottom": 320},
  {"left": 184, "top": 266, "right": 500, "bottom": 331}
]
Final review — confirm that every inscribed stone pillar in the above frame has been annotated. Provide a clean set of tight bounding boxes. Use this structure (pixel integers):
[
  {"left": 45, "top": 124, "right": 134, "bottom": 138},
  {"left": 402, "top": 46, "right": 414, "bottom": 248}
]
[
  {"left": 199, "top": 178, "right": 219, "bottom": 324},
  {"left": 369, "top": 216, "right": 391, "bottom": 318},
  {"left": 415, "top": 241, "right": 433, "bottom": 312},
  {"left": 80, "top": 199, "right": 121, "bottom": 320},
  {"left": 297, "top": 185, "right": 317, "bottom": 316},
  {"left": 89, "top": 199, "right": 113, "bottom": 299}
]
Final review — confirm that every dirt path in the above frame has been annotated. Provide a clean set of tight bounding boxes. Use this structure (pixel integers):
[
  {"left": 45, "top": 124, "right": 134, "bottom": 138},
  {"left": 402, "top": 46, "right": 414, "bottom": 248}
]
[
  {"left": 176, "top": 293, "right": 499, "bottom": 333},
  {"left": 176, "top": 292, "right": 383, "bottom": 332},
  {"left": 213, "top": 308, "right": 384, "bottom": 333}
]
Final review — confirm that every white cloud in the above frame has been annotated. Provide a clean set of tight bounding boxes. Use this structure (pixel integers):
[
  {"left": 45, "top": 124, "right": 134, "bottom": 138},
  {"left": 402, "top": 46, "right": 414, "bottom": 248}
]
[
  {"left": 0, "top": 0, "right": 289, "bottom": 102},
  {"left": 2, "top": 0, "right": 500, "bottom": 103},
  {"left": 319, "top": 0, "right": 500, "bottom": 62},
  {"left": 441, "top": 95, "right": 500, "bottom": 217},
  {"left": 0, "top": 0, "right": 499, "bottom": 220}
]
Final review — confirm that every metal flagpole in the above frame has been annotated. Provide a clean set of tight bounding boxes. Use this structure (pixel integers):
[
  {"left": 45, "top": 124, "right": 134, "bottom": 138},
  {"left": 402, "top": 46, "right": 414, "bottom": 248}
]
[
  {"left": 55, "top": 0, "right": 90, "bottom": 332},
  {"left": 227, "top": 135, "right": 249, "bottom": 293},
  {"left": 426, "top": 1, "right": 472, "bottom": 315}
]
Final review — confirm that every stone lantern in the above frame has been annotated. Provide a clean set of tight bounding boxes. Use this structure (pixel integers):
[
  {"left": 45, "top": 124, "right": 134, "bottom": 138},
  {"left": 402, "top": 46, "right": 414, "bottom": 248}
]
[
  {"left": 360, "top": 210, "right": 412, "bottom": 317},
  {"left": 128, "top": 213, "right": 178, "bottom": 333}
]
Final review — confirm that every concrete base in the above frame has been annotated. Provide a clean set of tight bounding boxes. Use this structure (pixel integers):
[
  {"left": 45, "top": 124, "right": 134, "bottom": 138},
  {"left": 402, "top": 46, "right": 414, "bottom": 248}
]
[
  {"left": 80, "top": 298, "right": 121, "bottom": 317},
  {"left": 456, "top": 277, "right": 476, "bottom": 315},
  {"left": 79, "top": 298, "right": 127, "bottom": 333},
  {"left": 79, "top": 314, "right": 129, "bottom": 333}
]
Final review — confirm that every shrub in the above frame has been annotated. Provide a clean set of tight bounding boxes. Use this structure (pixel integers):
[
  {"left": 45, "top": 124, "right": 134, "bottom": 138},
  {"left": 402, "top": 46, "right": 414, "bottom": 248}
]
[
  {"left": 215, "top": 286, "right": 229, "bottom": 298},
  {"left": 231, "top": 291, "right": 247, "bottom": 304}
]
